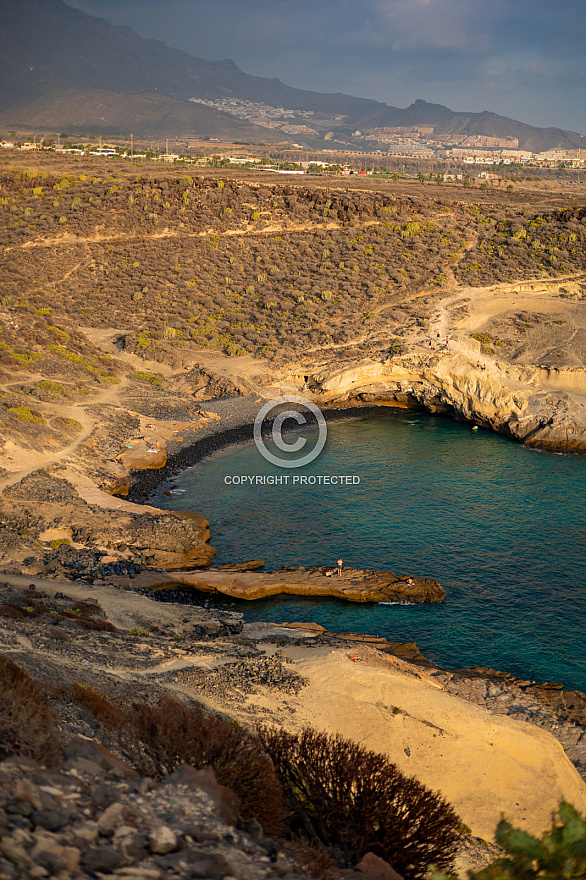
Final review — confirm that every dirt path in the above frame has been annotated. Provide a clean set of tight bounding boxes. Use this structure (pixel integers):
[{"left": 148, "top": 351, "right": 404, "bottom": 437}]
[
  {"left": 13, "top": 219, "right": 362, "bottom": 250},
  {"left": 0, "top": 376, "right": 130, "bottom": 492},
  {"left": 420, "top": 275, "right": 586, "bottom": 386}
]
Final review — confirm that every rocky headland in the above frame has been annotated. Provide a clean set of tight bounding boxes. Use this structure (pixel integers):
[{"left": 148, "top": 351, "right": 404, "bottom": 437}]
[{"left": 108, "top": 566, "right": 445, "bottom": 605}]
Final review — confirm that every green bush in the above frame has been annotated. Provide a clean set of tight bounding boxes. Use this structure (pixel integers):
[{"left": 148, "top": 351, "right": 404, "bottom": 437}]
[
  {"left": 133, "top": 371, "right": 163, "bottom": 385},
  {"left": 259, "top": 726, "right": 461, "bottom": 877},
  {"left": 61, "top": 417, "right": 83, "bottom": 432},
  {"left": 5, "top": 405, "right": 45, "bottom": 424},
  {"left": 37, "top": 380, "right": 67, "bottom": 397},
  {"left": 433, "top": 801, "right": 586, "bottom": 880},
  {"left": 10, "top": 351, "right": 41, "bottom": 367}
]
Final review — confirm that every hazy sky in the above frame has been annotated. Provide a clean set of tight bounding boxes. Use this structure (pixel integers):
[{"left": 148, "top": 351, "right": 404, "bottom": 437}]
[{"left": 66, "top": 0, "right": 586, "bottom": 134}]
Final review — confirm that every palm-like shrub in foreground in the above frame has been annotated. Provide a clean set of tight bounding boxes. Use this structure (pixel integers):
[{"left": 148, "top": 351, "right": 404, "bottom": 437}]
[{"left": 433, "top": 801, "right": 586, "bottom": 880}]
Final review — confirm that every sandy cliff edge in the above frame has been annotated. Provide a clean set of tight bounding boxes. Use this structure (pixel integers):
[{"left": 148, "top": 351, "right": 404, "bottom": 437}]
[
  {"left": 234, "top": 643, "right": 586, "bottom": 844},
  {"left": 2, "top": 572, "right": 586, "bottom": 853}
]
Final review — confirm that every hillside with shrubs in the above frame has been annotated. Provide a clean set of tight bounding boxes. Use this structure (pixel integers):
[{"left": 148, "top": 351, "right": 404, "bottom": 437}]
[{"left": 1, "top": 163, "right": 585, "bottom": 372}]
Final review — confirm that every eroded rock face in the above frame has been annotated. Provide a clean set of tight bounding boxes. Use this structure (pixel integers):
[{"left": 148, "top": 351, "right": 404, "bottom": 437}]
[{"left": 298, "top": 353, "right": 586, "bottom": 454}]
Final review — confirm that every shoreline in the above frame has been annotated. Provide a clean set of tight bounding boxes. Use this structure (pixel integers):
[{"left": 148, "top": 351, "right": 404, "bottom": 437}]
[
  {"left": 119, "top": 395, "right": 585, "bottom": 695},
  {"left": 2, "top": 380, "right": 581, "bottom": 697},
  {"left": 127, "top": 397, "right": 409, "bottom": 501},
  {"left": 1, "top": 569, "right": 584, "bottom": 855},
  {"left": 138, "top": 582, "right": 586, "bottom": 700}
]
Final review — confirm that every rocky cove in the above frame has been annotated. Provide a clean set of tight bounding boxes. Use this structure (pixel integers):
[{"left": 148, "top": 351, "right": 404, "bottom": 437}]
[
  {"left": 315, "top": 351, "right": 586, "bottom": 454},
  {"left": 2, "top": 159, "right": 586, "bottom": 872}
]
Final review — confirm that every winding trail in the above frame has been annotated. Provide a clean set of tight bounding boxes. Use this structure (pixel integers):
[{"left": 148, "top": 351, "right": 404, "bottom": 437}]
[{"left": 0, "top": 376, "right": 130, "bottom": 493}]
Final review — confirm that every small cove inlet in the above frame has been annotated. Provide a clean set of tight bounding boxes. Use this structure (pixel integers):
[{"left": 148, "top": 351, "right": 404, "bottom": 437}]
[{"left": 151, "top": 411, "right": 586, "bottom": 693}]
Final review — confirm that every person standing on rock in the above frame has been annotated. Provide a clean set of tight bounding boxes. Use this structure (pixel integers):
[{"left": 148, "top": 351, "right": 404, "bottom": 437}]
[{"left": 337, "top": 558, "right": 343, "bottom": 577}]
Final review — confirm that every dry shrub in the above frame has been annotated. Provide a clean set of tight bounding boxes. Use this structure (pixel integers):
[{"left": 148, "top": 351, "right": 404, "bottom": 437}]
[
  {"left": 290, "top": 839, "right": 336, "bottom": 880},
  {"left": 47, "top": 625, "right": 70, "bottom": 642},
  {"left": 73, "top": 683, "right": 125, "bottom": 729},
  {"left": 0, "top": 654, "right": 62, "bottom": 765},
  {"left": 0, "top": 604, "right": 25, "bottom": 620},
  {"left": 81, "top": 692, "right": 286, "bottom": 835},
  {"left": 72, "top": 600, "right": 102, "bottom": 617},
  {"left": 73, "top": 616, "right": 117, "bottom": 632},
  {"left": 259, "top": 726, "right": 461, "bottom": 878}
]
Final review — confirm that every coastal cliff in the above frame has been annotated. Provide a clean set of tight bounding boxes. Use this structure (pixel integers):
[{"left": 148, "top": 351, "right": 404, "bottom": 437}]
[{"left": 303, "top": 351, "right": 586, "bottom": 453}]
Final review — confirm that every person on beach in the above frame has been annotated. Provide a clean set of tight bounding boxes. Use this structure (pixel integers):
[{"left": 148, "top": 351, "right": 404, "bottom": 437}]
[{"left": 337, "top": 558, "right": 343, "bottom": 577}]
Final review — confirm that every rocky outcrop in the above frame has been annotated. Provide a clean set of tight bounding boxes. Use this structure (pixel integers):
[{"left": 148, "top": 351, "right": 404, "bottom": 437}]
[
  {"left": 508, "top": 391, "right": 586, "bottom": 453},
  {"left": 0, "top": 748, "right": 300, "bottom": 880},
  {"left": 114, "top": 566, "right": 445, "bottom": 604},
  {"left": 0, "top": 471, "right": 215, "bottom": 574}
]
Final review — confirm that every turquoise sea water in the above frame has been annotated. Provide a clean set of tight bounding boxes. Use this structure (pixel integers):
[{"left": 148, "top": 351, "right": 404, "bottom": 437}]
[{"left": 152, "top": 412, "right": 586, "bottom": 692}]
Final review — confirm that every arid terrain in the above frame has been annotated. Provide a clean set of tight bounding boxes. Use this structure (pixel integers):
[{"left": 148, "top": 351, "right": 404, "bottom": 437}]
[
  {"left": 1, "top": 152, "right": 585, "bottom": 572},
  {"left": 1, "top": 150, "right": 586, "bottom": 876},
  {"left": 1, "top": 572, "right": 586, "bottom": 878}
]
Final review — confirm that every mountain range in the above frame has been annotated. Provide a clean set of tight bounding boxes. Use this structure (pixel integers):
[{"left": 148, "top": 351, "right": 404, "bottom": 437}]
[{"left": 1, "top": 0, "right": 584, "bottom": 152}]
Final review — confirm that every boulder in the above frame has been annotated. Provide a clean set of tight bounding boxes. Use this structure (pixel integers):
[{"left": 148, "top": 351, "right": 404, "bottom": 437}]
[{"left": 64, "top": 736, "right": 139, "bottom": 780}]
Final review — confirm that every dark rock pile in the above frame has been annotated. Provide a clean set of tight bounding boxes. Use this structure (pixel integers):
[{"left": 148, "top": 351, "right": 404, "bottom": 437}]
[
  {"left": 23, "top": 546, "right": 147, "bottom": 583},
  {"left": 174, "top": 655, "right": 308, "bottom": 704},
  {"left": 0, "top": 737, "right": 305, "bottom": 880}
]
